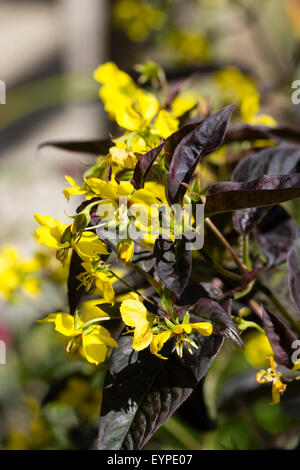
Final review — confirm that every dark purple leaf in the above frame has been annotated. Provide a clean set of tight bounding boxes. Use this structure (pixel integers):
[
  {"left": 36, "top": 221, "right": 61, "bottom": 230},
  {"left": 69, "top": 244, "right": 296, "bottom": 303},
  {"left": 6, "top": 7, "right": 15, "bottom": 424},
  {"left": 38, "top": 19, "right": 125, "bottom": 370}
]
[
  {"left": 98, "top": 334, "right": 223, "bottom": 450},
  {"left": 205, "top": 174, "right": 300, "bottom": 216},
  {"left": 176, "top": 380, "right": 215, "bottom": 432},
  {"left": 153, "top": 235, "right": 192, "bottom": 297},
  {"left": 225, "top": 124, "right": 300, "bottom": 146},
  {"left": 254, "top": 206, "right": 297, "bottom": 268},
  {"left": 68, "top": 250, "right": 85, "bottom": 315},
  {"left": 232, "top": 144, "right": 300, "bottom": 183},
  {"left": 132, "top": 245, "right": 155, "bottom": 273},
  {"left": 188, "top": 298, "right": 243, "bottom": 348},
  {"left": 177, "top": 282, "right": 223, "bottom": 306},
  {"left": 288, "top": 228, "right": 300, "bottom": 312},
  {"left": 261, "top": 305, "right": 298, "bottom": 368},
  {"left": 38, "top": 139, "right": 113, "bottom": 155},
  {"left": 232, "top": 145, "right": 300, "bottom": 234},
  {"left": 233, "top": 206, "right": 271, "bottom": 235},
  {"left": 131, "top": 143, "right": 164, "bottom": 189},
  {"left": 167, "top": 105, "right": 235, "bottom": 203},
  {"left": 164, "top": 123, "right": 197, "bottom": 169}
]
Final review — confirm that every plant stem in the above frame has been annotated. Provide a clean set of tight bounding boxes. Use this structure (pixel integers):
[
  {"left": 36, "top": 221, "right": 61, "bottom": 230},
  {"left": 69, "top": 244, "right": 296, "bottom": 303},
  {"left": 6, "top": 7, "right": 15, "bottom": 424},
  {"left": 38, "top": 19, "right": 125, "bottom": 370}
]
[
  {"left": 205, "top": 217, "right": 248, "bottom": 273},
  {"left": 110, "top": 268, "right": 157, "bottom": 306},
  {"left": 248, "top": 299, "right": 263, "bottom": 320},
  {"left": 163, "top": 417, "right": 203, "bottom": 450},
  {"left": 243, "top": 234, "right": 251, "bottom": 270},
  {"left": 201, "top": 249, "right": 242, "bottom": 282},
  {"left": 82, "top": 316, "right": 120, "bottom": 331},
  {"left": 126, "top": 261, "right": 161, "bottom": 293}
]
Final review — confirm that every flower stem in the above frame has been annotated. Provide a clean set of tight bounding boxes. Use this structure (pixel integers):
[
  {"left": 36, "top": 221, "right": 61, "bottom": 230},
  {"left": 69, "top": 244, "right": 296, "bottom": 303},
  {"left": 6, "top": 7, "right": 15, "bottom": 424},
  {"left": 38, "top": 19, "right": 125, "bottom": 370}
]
[
  {"left": 110, "top": 268, "right": 156, "bottom": 306},
  {"left": 205, "top": 217, "right": 248, "bottom": 272}
]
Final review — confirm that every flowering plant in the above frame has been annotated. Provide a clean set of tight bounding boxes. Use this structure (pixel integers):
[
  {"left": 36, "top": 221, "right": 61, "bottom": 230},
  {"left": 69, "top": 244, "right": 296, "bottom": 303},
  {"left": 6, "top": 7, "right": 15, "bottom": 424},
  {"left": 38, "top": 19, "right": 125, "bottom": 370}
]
[{"left": 34, "top": 62, "right": 300, "bottom": 450}]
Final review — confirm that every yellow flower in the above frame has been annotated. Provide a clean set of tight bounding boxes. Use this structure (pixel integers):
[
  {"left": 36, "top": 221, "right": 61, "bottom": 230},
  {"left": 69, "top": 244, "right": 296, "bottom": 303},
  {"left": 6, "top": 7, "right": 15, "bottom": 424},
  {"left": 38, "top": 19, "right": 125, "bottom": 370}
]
[
  {"left": 153, "top": 110, "right": 179, "bottom": 139},
  {"left": 94, "top": 61, "right": 135, "bottom": 88},
  {"left": 168, "top": 30, "right": 210, "bottom": 64},
  {"left": 94, "top": 61, "right": 182, "bottom": 152},
  {"left": 84, "top": 177, "right": 163, "bottom": 245},
  {"left": 215, "top": 67, "right": 257, "bottom": 103},
  {"left": 118, "top": 239, "right": 135, "bottom": 263},
  {"left": 39, "top": 311, "right": 118, "bottom": 365},
  {"left": 74, "top": 232, "right": 109, "bottom": 261},
  {"left": 115, "top": 89, "right": 159, "bottom": 132},
  {"left": 113, "top": 0, "right": 164, "bottom": 43},
  {"left": 77, "top": 261, "right": 115, "bottom": 304},
  {"left": 291, "top": 360, "right": 300, "bottom": 373},
  {"left": 256, "top": 356, "right": 287, "bottom": 405},
  {"left": 34, "top": 215, "right": 68, "bottom": 250},
  {"left": 171, "top": 91, "right": 199, "bottom": 118},
  {"left": 84, "top": 178, "right": 134, "bottom": 202},
  {"left": 120, "top": 299, "right": 213, "bottom": 359},
  {"left": 109, "top": 145, "right": 137, "bottom": 169},
  {"left": 150, "top": 321, "right": 213, "bottom": 359},
  {"left": 34, "top": 215, "right": 108, "bottom": 262},
  {"left": 0, "top": 245, "right": 42, "bottom": 301},
  {"left": 244, "top": 331, "right": 273, "bottom": 368},
  {"left": 240, "top": 94, "right": 277, "bottom": 127},
  {"left": 63, "top": 175, "right": 86, "bottom": 201},
  {"left": 120, "top": 299, "right": 153, "bottom": 351}
]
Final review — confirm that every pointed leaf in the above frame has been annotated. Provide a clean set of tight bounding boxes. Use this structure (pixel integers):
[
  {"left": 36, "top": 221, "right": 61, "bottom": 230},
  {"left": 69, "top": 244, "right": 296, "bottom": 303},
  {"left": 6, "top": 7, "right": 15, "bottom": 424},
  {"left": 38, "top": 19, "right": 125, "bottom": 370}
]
[
  {"left": 261, "top": 305, "right": 298, "bottom": 369},
  {"left": 253, "top": 206, "right": 297, "bottom": 268},
  {"left": 164, "top": 123, "right": 198, "bottom": 169},
  {"left": 232, "top": 144, "right": 300, "bottom": 183},
  {"left": 167, "top": 105, "right": 235, "bottom": 203},
  {"left": 225, "top": 124, "right": 300, "bottom": 145},
  {"left": 38, "top": 139, "right": 113, "bottom": 155},
  {"left": 288, "top": 228, "right": 300, "bottom": 312},
  {"left": 232, "top": 145, "right": 300, "bottom": 234},
  {"left": 233, "top": 206, "right": 271, "bottom": 235},
  {"left": 205, "top": 174, "right": 300, "bottom": 216},
  {"left": 188, "top": 298, "right": 243, "bottom": 348},
  {"left": 153, "top": 235, "right": 192, "bottom": 297},
  {"left": 177, "top": 282, "right": 223, "bottom": 306},
  {"left": 68, "top": 250, "right": 85, "bottom": 315},
  {"left": 131, "top": 143, "right": 164, "bottom": 189},
  {"left": 98, "top": 334, "right": 223, "bottom": 450}
]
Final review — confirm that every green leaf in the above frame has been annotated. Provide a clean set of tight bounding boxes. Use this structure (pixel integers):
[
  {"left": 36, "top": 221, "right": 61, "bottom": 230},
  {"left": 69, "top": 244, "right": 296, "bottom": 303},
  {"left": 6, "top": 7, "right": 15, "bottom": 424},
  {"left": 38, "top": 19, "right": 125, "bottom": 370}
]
[{"left": 98, "top": 334, "right": 223, "bottom": 450}]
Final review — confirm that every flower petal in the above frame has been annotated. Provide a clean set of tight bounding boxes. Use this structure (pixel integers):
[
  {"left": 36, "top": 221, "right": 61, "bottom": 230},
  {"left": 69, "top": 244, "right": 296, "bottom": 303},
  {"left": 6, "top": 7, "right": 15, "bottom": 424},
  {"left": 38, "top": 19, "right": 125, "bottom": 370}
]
[
  {"left": 55, "top": 313, "right": 78, "bottom": 337},
  {"left": 150, "top": 331, "right": 172, "bottom": 359},
  {"left": 192, "top": 322, "right": 213, "bottom": 336},
  {"left": 81, "top": 333, "right": 108, "bottom": 365},
  {"left": 120, "top": 299, "right": 148, "bottom": 328}
]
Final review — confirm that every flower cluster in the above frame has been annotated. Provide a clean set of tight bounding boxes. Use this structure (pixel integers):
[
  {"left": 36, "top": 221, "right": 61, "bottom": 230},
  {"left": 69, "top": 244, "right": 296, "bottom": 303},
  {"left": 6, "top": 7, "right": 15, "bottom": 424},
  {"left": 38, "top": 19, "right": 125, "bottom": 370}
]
[
  {"left": 33, "top": 61, "right": 300, "bottom": 412},
  {"left": 34, "top": 61, "right": 213, "bottom": 366}
]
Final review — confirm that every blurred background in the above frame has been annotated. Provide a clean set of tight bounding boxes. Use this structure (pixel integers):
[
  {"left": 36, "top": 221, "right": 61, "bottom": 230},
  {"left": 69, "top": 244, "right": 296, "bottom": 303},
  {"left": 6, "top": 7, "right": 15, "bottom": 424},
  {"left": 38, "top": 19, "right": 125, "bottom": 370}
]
[{"left": 1, "top": 0, "right": 300, "bottom": 450}]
